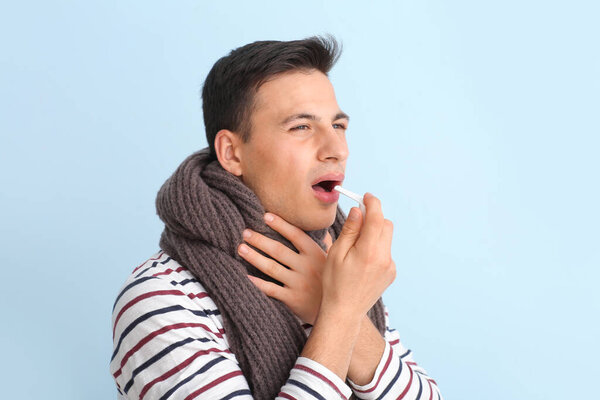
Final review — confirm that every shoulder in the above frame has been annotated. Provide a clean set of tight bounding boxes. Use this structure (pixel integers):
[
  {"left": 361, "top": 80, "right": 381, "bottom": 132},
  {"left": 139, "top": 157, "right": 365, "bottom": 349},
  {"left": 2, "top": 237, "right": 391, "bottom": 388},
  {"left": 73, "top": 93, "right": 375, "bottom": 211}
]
[
  {"left": 110, "top": 252, "right": 250, "bottom": 398},
  {"left": 111, "top": 250, "right": 232, "bottom": 355},
  {"left": 113, "top": 251, "right": 220, "bottom": 318}
]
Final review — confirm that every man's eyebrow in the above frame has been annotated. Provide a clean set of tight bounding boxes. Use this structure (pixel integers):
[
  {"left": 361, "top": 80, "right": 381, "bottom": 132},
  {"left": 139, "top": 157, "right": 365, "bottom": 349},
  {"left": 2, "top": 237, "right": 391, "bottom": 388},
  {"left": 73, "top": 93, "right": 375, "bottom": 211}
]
[
  {"left": 280, "top": 112, "right": 350, "bottom": 125},
  {"left": 334, "top": 112, "right": 350, "bottom": 122}
]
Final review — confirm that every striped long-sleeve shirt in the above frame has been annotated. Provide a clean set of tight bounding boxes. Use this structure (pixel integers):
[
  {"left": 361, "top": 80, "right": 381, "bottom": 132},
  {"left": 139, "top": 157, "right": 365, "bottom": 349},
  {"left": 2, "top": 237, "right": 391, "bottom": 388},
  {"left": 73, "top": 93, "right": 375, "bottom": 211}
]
[{"left": 111, "top": 250, "right": 443, "bottom": 400}]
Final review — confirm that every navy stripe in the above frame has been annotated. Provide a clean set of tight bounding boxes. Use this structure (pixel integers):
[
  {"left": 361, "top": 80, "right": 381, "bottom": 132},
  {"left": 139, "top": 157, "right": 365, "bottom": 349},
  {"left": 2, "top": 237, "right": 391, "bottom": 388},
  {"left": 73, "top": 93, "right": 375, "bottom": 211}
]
[
  {"left": 134, "top": 266, "right": 153, "bottom": 278},
  {"left": 158, "top": 356, "right": 228, "bottom": 400},
  {"left": 112, "top": 305, "right": 182, "bottom": 361},
  {"left": 288, "top": 379, "right": 326, "bottom": 400},
  {"left": 170, "top": 277, "right": 198, "bottom": 287},
  {"left": 399, "top": 349, "right": 412, "bottom": 359},
  {"left": 111, "top": 304, "right": 220, "bottom": 361},
  {"left": 415, "top": 373, "right": 423, "bottom": 400},
  {"left": 222, "top": 389, "right": 253, "bottom": 399},
  {"left": 112, "top": 276, "right": 158, "bottom": 311},
  {"left": 123, "top": 336, "right": 210, "bottom": 393},
  {"left": 134, "top": 256, "right": 172, "bottom": 278},
  {"left": 376, "top": 359, "right": 402, "bottom": 400}
]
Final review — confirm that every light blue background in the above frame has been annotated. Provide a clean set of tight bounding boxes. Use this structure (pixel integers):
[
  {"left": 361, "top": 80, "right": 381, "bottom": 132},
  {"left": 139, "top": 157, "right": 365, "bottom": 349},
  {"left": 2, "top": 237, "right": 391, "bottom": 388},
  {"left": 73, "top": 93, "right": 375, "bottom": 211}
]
[{"left": 1, "top": 1, "right": 598, "bottom": 399}]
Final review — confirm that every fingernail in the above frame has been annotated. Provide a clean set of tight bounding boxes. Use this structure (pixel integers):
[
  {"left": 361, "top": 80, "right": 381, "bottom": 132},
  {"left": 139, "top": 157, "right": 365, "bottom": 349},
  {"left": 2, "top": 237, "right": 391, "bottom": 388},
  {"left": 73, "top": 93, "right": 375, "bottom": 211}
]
[
  {"left": 264, "top": 213, "right": 274, "bottom": 222},
  {"left": 349, "top": 208, "right": 359, "bottom": 220},
  {"left": 242, "top": 229, "right": 251, "bottom": 239},
  {"left": 238, "top": 244, "right": 249, "bottom": 254}
]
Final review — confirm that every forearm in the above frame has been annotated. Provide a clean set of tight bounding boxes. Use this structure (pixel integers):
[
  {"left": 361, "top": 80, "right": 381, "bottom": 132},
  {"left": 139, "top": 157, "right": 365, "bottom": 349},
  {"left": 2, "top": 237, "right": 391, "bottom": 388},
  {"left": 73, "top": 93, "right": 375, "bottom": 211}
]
[
  {"left": 345, "top": 307, "right": 445, "bottom": 399},
  {"left": 300, "top": 308, "right": 363, "bottom": 381},
  {"left": 346, "top": 314, "right": 386, "bottom": 385}
]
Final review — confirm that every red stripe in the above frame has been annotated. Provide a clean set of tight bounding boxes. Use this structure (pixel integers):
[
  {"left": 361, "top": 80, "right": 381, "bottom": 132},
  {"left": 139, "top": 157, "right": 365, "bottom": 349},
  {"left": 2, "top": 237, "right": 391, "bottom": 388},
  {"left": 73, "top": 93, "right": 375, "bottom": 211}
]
[
  {"left": 112, "top": 290, "right": 186, "bottom": 338},
  {"left": 188, "top": 292, "right": 209, "bottom": 300},
  {"left": 389, "top": 339, "right": 400, "bottom": 346},
  {"left": 396, "top": 363, "right": 414, "bottom": 399},
  {"left": 139, "top": 349, "right": 235, "bottom": 399},
  {"left": 428, "top": 379, "right": 433, "bottom": 400},
  {"left": 427, "top": 378, "right": 438, "bottom": 385},
  {"left": 113, "top": 322, "right": 228, "bottom": 379},
  {"left": 133, "top": 251, "right": 165, "bottom": 273},
  {"left": 353, "top": 345, "right": 393, "bottom": 393},
  {"left": 278, "top": 392, "right": 297, "bottom": 400},
  {"left": 294, "top": 364, "right": 347, "bottom": 399},
  {"left": 184, "top": 370, "right": 244, "bottom": 400},
  {"left": 152, "top": 267, "right": 185, "bottom": 277}
]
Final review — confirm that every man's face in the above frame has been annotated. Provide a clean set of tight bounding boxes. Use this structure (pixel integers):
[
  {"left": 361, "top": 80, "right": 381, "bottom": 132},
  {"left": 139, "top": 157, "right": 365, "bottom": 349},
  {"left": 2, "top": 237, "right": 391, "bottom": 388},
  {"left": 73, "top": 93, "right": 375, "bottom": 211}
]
[{"left": 238, "top": 69, "right": 349, "bottom": 231}]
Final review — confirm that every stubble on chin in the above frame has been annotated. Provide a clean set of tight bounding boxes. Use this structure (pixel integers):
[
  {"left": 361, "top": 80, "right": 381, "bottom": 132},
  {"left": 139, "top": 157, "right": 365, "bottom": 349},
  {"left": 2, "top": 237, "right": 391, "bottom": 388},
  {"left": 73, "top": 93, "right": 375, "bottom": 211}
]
[{"left": 291, "top": 206, "right": 338, "bottom": 232}]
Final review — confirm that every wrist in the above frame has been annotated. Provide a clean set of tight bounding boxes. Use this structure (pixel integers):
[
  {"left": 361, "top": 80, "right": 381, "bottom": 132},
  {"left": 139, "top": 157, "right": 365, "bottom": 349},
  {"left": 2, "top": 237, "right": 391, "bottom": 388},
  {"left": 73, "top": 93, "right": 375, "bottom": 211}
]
[{"left": 317, "top": 302, "right": 365, "bottom": 328}]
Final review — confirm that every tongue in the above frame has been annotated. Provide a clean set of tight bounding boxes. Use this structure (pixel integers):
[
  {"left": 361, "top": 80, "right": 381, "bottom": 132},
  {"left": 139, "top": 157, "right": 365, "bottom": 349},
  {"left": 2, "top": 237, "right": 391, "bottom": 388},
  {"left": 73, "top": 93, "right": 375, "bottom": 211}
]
[{"left": 312, "top": 185, "right": 326, "bottom": 192}]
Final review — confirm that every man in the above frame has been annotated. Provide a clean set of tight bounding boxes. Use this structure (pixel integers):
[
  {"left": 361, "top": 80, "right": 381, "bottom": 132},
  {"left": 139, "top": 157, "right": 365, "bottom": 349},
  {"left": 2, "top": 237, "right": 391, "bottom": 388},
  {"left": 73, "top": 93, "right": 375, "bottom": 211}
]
[{"left": 111, "top": 36, "right": 443, "bottom": 400}]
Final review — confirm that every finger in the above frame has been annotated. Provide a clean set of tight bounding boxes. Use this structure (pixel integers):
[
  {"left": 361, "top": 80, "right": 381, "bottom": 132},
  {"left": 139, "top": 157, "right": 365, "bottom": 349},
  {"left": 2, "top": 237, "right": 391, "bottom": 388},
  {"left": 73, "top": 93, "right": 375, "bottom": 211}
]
[
  {"left": 242, "top": 229, "right": 301, "bottom": 270},
  {"left": 324, "top": 231, "right": 333, "bottom": 253},
  {"left": 357, "top": 193, "right": 384, "bottom": 250},
  {"left": 264, "top": 213, "right": 319, "bottom": 254},
  {"left": 380, "top": 218, "right": 394, "bottom": 252},
  {"left": 332, "top": 206, "right": 363, "bottom": 255},
  {"left": 247, "top": 275, "right": 289, "bottom": 302},
  {"left": 238, "top": 243, "right": 294, "bottom": 284}
]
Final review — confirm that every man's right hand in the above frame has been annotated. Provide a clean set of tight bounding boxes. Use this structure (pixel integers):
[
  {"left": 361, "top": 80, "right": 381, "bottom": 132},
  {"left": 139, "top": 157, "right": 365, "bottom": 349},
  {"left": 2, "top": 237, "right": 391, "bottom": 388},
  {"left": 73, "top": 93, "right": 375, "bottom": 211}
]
[{"left": 319, "top": 192, "right": 396, "bottom": 321}]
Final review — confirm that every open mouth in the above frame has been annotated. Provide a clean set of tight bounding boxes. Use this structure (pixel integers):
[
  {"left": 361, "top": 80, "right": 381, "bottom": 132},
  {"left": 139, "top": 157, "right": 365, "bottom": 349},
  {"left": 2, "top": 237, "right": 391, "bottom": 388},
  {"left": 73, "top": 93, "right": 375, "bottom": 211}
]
[{"left": 311, "top": 180, "right": 340, "bottom": 193}]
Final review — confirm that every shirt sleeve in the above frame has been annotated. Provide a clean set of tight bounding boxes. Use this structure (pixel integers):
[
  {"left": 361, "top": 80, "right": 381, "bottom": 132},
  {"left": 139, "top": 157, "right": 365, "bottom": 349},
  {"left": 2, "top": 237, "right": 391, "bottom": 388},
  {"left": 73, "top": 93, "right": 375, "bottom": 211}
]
[
  {"left": 346, "top": 306, "right": 443, "bottom": 400},
  {"left": 110, "top": 273, "right": 352, "bottom": 400}
]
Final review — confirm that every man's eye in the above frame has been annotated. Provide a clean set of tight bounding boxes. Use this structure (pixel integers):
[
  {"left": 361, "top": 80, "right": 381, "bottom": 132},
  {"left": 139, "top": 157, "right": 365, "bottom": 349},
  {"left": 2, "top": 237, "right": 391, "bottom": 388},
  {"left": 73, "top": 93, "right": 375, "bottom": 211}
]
[
  {"left": 291, "top": 125, "right": 309, "bottom": 131},
  {"left": 333, "top": 123, "right": 347, "bottom": 129}
]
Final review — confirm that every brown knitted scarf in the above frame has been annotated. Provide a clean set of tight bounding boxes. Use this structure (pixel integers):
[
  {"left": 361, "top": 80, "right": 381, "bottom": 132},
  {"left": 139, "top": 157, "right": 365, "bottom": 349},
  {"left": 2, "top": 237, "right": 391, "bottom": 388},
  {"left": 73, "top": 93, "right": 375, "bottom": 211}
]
[{"left": 155, "top": 147, "right": 386, "bottom": 399}]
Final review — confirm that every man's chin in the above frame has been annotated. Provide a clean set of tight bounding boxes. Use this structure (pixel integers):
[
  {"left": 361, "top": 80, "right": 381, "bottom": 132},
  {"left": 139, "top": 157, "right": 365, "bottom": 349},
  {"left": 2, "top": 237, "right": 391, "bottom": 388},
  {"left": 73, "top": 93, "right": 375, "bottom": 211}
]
[{"left": 297, "top": 206, "right": 338, "bottom": 232}]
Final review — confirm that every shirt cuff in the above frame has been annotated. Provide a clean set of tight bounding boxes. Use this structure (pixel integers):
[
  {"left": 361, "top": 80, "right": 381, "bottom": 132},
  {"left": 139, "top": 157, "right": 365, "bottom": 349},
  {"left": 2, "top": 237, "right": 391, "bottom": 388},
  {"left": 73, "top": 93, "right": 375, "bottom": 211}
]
[
  {"left": 283, "top": 356, "right": 352, "bottom": 399},
  {"left": 346, "top": 340, "right": 394, "bottom": 397}
]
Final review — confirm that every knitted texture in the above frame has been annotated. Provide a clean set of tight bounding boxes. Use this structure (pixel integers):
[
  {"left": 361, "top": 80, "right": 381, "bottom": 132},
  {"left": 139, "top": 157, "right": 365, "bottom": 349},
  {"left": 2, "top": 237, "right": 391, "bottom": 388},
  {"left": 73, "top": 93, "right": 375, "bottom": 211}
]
[{"left": 156, "top": 147, "right": 386, "bottom": 399}]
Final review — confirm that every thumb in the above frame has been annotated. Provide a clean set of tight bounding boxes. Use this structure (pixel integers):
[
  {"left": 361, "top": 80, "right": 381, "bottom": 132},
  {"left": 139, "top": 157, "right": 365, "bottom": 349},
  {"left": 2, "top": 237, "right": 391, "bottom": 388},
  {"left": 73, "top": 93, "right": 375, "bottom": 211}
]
[{"left": 333, "top": 207, "right": 363, "bottom": 254}]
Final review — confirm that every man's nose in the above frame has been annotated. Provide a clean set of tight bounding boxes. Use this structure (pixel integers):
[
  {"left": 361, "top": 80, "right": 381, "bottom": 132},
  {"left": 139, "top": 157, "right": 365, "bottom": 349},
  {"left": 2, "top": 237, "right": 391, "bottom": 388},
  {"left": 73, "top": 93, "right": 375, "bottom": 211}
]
[{"left": 317, "top": 125, "right": 349, "bottom": 162}]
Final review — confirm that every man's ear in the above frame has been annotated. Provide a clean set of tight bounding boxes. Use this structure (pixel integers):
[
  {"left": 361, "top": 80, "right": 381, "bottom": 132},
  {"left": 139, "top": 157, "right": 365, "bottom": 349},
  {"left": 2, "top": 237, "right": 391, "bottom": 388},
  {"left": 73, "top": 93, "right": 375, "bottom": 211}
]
[{"left": 214, "top": 129, "right": 243, "bottom": 176}]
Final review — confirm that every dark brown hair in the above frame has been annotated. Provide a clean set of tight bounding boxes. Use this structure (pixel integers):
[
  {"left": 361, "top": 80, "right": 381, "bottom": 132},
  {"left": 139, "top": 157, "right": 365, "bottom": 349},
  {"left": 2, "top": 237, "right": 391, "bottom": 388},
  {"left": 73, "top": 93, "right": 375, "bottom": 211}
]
[{"left": 201, "top": 35, "right": 342, "bottom": 159}]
